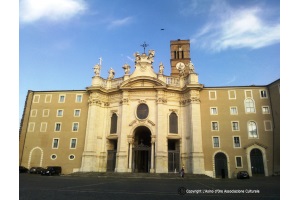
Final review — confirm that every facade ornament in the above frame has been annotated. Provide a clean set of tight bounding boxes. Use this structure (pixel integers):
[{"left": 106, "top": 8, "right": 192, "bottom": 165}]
[
  {"left": 93, "top": 64, "right": 101, "bottom": 76},
  {"left": 179, "top": 68, "right": 185, "bottom": 77},
  {"left": 156, "top": 97, "right": 167, "bottom": 104},
  {"left": 158, "top": 62, "right": 164, "bottom": 74},
  {"left": 122, "top": 64, "right": 131, "bottom": 75},
  {"left": 148, "top": 50, "right": 155, "bottom": 58},
  {"left": 187, "top": 61, "right": 195, "bottom": 74},
  {"left": 108, "top": 68, "right": 115, "bottom": 80}
]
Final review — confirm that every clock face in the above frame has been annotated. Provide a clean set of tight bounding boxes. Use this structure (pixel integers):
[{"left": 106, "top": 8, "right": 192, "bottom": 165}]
[{"left": 176, "top": 62, "right": 185, "bottom": 70}]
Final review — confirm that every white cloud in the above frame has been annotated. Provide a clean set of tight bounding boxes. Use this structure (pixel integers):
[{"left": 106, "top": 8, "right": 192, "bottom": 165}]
[
  {"left": 191, "top": 1, "right": 280, "bottom": 52},
  {"left": 107, "top": 17, "right": 133, "bottom": 30},
  {"left": 20, "top": 0, "right": 87, "bottom": 23}
]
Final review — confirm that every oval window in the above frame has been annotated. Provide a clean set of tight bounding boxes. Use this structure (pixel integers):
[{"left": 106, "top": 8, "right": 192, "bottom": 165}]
[{"left": 136, "top": 103, "right": 149, "bottom": 119}]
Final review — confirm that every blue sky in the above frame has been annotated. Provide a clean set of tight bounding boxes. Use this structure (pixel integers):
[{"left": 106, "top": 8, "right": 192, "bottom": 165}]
[{"left": 18, "top": 0, "right": 280, "bottom": 119}]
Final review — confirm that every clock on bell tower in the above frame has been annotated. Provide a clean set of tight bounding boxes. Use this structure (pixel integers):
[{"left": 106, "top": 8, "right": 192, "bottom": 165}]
[{"left": 170, "top": 39, "right": 191, "bottom": 77}]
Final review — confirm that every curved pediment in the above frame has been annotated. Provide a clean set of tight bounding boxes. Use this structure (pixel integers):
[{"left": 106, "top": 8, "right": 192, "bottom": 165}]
[{"left": 120, "top": 76, "right": 166, "bottom": 89}]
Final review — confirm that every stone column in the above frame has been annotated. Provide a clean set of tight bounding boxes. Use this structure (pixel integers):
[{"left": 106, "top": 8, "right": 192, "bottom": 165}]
[
  {"left": 127, "top": 137, "right": 133, "bottom": 172},
  {"left": 150, "top": 136, "right": 156, "bottom": 173}
]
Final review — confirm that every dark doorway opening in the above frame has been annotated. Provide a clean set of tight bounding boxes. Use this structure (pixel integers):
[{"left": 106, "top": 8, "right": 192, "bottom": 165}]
[
  {"left": 214, "top": 152, "right": 228, "bottom": 178},
  {"left": 168, "top": 139, "right": 180, "bottom": 173},
  {"left": 107, "top": 140, "right": 117, "bottom": 172},
  {"left": 133, "top": 126, "right": 151, "bottom": 173},
  {"left": 250, "top": 148, "right": 265, "bottom": 175}
]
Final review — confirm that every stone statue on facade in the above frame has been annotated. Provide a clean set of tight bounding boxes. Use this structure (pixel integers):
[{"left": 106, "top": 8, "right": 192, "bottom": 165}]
[
  {"left": 122, "top": 64, "right": 131, "bottom": 75},
  {"left": 187, "top": 61, "right": 195, "bottom": 74},
  {"left": 93, "top": 64, "right": 101, "bottom": 76},
  {"left": 108, "top": 68, "right": 115, "bottom": 80},
  {"left": 159, "top": 62, "right": 164, "bottom": 74}
]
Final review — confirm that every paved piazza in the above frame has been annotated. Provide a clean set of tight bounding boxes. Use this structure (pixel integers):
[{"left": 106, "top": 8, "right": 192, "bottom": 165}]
[{"left": 19, "top": 173, "right": 280, "bottom": 200}]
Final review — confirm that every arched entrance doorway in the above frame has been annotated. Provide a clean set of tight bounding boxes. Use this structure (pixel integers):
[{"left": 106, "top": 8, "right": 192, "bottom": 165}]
[
  {"left": 214, "top": 152, "right": 228, "bottom": 178},
  {"left": 133, "top": 126, "right": 151, "bottom": 173},
  {"left": 250, "top": 148, "right": 265, "bottom": 175}
]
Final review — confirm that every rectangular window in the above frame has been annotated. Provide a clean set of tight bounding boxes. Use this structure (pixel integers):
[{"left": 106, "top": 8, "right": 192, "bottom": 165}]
[
  {"left": 45, "top": 94, "right": 52, "bottom": 103},
  {"left": 43, "top": 109, "right": 49, "bottom": 117},
  {"left": 228, "top": 90, "right": 236, "bottom": 99},
  {"left": 260, "top": 90, "right": 268, "bottom": 98},
  {"left": 57, "top": 109, "right": 63, "bottom": 117},
  {"left": 230, "top": 107, "right": 238, "bottom": 115},
  {"left": 70, "top": 138, "right": 77, "bottom": 149},
  {"left": 262, "top": 106, "right": 270, "bottom": 114},
  {"left": 209, "top": 91, "right": 217, "bottom": 100},
  {"left": 76, "top": 94, "right": 82, "bottom": 103},
  {"left": 74, "top": 109, "right": 81, "bottom": 117},
  {"left": 235, "top": 157, "right": 242, "bottom": 168},
  {"left": 52, "top": 139, "right": 59, "bottom": 149},
  {"left": 28, "top": 122, "right": 35, "bottom": 132},
  {"left": 212, "top": 122, "right": 219, "bottom": 131},
  {"left": 59, "top": 94, "right": 65, "bottom": 103},
  {"left": 33, "top": 95, "right": 40, "bottom": 103},
  {"left": 30, "top": 109, "right": 37, "bottom": 117},
  {"left": 213, "top": 137, "right": 220, "bottom": 148},
  {"left": 264, "top": 120, "right": 273, "bottom": 131},
  {"left": 72, "top": 122, "right": 79, "bottom": 132},
  {"left": 55, "top": 123, "right": 61, "bottom": 132},
  {"left": 232, "top": 122, "right": 239, "bottom": 131},
  {"left": 40, "top": 122, "right": 47, "bottom": 132},
  {"left": 245, "top": 90, "right": 252, "bottom": 98},
  {"left": 233, "top": 136, "right": 241, "bottom": 148},
  {"left": 210, "top": 107, "right": 218, "bottom": 115}
]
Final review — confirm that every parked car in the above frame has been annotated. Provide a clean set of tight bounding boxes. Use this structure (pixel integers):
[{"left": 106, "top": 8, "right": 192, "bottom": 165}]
[
  {"left": 29, "top": 167, "right": 45, "bottom": 174},
  {"left": 41, "top": 166, "right": 62, "bottom": 176},
  {"left": 19, "top": 166, "right": 29, "bottom": 173},
  {"left": 237, "top": 171, "right": 250, "bottom": 179}
]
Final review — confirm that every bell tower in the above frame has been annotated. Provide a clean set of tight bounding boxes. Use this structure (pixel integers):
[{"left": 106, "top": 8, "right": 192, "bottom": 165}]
[{"left": 170, "top": 39, "right": 191, "bottom": 77}]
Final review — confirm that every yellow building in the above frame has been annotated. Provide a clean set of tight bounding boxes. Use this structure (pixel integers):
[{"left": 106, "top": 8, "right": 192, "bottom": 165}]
[{"left": 19, "top": 39, "right": 280, "bottom": 178}]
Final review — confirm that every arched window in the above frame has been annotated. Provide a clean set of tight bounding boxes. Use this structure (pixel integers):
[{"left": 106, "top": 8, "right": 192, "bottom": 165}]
[
  {"left": 169, "top": 112, "right": 178, "bottom": 134},
  {"left": 245, "top": 98, "right": 256, "bottom": 113},
  {"left": 248, "top": 121, "right": 258, "bottom": 138},
  {"left": 110, "top": 113, "right": 118, "bottom": 134}
]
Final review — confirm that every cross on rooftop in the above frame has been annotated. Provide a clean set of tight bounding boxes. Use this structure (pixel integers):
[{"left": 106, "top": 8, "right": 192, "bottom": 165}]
[{"left": 140, "top": 42, "right": 149, "bottom": 54}]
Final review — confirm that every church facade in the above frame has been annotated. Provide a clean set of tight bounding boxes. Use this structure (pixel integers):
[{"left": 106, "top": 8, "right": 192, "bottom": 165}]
[{"left": 19, "top": 39, "right": 280, "bottom": 178}]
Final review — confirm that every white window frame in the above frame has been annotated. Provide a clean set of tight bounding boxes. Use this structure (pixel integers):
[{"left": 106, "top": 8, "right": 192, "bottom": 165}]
[
  {"left": 211, "top": 121, "right": 219, "bottom": 131},
  {"left": 233, "top": 136, "right": 241, "bottom": 148},
  {"left": 58, "top": 94, "right": 66, "bottom": 103},
  {"left": 56, "top": 109, "right": 64, "bottom": 117},
  {"left": 212, "top": 136, "right": 220, "bottom": 148},
  {"left": 75, "top": 94, "right": 83, "bottom": 103},
  {"left": 52, "top": 138, "right": 59, "bottom": 149},
  {"left": 40, "top": 122, "right": 47, "bottom": 132},
  {"left": 210, "top": 107, "right": 218, "bottom": 115},
  {"left": 245, "top": 98, "right": 256, "bottom": 113},
  {"left": 28, "top": 122, "right": 35, "bottom": 132},
  {"left": 264, "top": 120, "right": 273, "bottom": 131},
  {"left": 228, "top": 90, "right": 236, "bottom": 100},
  {"left": 69, "top": 154, "right": 75, "bottom": 160},
  {"left": 33, "top": 95, "right": 40, "bottom": 103},
  {"left": 260, "top": 89, "right": 268, "bottom": 99},
  {"left": 244, "top": 90, "right": 253, "bottom": 98},
  {"left": 232, "top": 121, "right": 239, "bottom": 131},
  {"left": 248, "top": 121, "right": 259, "bottom": 138},
  {"left": 235, "top": 156, "right": 243, "bottom": 168},
  {"left": 70, "top": 138, "right": 77, "bottom": 149},
  {"left": 209, "top": 91, "right": 217, "bottom": 100},
  {"left": 74, "top": 109, "right": 81, "bottom": 117},
  {"left": 43, "top": 109, "right": 50, "bottom": 117},
  {"left": 262, "top": 106, "right": 270, "bottom": 114},
  {"left": 72, "top": 122, "right": 79, "bottom": 132},
  {"left": 230, "top": 106, "right": 238, "bottom": 115},
  {"left": 45, "top": 94, "right": 52, "bottom": 103},
  {"left": 30, "top": 109, "right": 37, "bottom": 117},
  {"left": 54, "top": 122, "right": 62, "bottom": 132}
]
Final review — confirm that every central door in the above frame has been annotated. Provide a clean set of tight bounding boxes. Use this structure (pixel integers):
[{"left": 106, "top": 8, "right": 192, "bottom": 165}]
[{"left": 132, "top": 126, "right": 151, "bottom": 173}]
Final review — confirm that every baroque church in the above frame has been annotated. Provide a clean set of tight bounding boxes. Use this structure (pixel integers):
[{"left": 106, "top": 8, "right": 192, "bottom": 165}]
[{"left": 19, "top": 39, "right": 280, "bottom": 178}]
